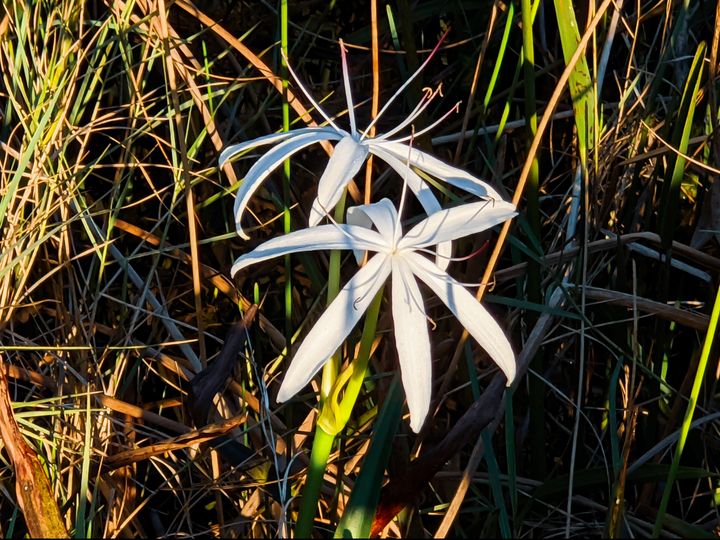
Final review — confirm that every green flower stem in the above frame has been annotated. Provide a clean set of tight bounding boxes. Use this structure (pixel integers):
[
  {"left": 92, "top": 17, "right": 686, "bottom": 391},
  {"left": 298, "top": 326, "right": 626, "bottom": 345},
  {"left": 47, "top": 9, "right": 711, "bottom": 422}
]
[
  {"left": 652, "top": 280, "right": 720, "bottom": 536},
  {"left": 295, "top": 427, "right": 336, "bottom": 538},
  {"left": 296, "top": 287, "right": 384, "bottom": 536},
  {"left": 321, "top": 191, "right": 348, "bottom": 402},
  {"left": 280, "top": 0, "right": 292, "bottom": 346},
  {"left": 334, "top": 288, "right": 384, "bottom": 428}
]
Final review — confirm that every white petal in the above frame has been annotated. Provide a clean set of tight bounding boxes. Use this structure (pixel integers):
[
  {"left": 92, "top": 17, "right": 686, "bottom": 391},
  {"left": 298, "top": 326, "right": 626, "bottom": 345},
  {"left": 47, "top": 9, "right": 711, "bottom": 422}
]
[
  {"left": 404, "top": 252, "right": 516, "bottom": 384},
  {"left": 277, "top": 254, "right": 391, "bottom": 401},
  {"left": 398, "top": 200, "right": 516, "bottom": 251},
  {"left": 369, "top": 144, "right": 452, "bottom": 270},
  {"left": 233, "top": 131, "right": 343, "bottom": 239},
  {"left": 378, "top": 140, "right": 504, "bottom": 201},
  {"left": 309, "top": 136, "right": 369, "bottom": 226},
  {"left": 346, "top": 198, "right": 399, "bottom": 262},
  {"left": 230, "top": 224, "right": 385, "bottom": 277},
  {"left": 219, "top": 127, "right": 341, "bottom": 168},
  {"left": 367, "top": 144, "right": 441, "bottom": 215},
  {"left": 391, "top": 257, "right": 432, "bottom": 433},
  {"left": 435, "top": 241, "right": 453, "bottom": 271}
]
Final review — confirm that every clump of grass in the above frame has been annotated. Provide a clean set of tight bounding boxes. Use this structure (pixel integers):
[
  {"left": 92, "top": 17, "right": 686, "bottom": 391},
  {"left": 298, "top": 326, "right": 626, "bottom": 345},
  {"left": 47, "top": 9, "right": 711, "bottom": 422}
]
[{"left": 0, "top": 0, "right": 719, "bottom": 537}]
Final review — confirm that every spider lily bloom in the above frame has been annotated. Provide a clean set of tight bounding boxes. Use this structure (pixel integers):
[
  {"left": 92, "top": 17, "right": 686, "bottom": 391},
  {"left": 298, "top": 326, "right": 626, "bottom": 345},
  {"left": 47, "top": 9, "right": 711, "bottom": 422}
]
[
  {"left": 231, "top": 198, "right": 517, "bottom": 432},
  {"left": 220, "top": 40, "right": 504, "bottom": 253}
]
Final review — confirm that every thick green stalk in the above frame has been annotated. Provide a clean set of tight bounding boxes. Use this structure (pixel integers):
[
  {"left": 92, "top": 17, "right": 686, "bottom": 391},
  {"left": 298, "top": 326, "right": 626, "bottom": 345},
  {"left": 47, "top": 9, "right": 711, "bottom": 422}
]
[
  {"left": 296, "top": 288, "right": 384, "bottom": 536},
  {"left": 325, "top": 288, "right": 384, "bottom": 432},
  {"left": 652, "top": 281, "right": 720, "bottom": 536},
  {"left": 295, "top": 427, "right": 336, "bottom": 538},
  {"left": 320, "top": 192, "right": 348, "bottom": 401},
  {"left": 280, "top": 0, "right": 292, "bottom": 345}
]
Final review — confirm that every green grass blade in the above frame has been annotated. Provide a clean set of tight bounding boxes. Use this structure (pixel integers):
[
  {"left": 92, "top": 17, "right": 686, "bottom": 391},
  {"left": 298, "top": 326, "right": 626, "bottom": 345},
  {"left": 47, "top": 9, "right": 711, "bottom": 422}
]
[
  {"left": 652, "top": 274, "right": 719, "bottom": 536},
  {"left": 659, "top": 41, "right": 706, "bottom": 252},
  {"left": 334, "top": 377, "right": 402, "bottom": 539},
  {"left": 553, "top": 0, "right": 597, "bottom": 159}
]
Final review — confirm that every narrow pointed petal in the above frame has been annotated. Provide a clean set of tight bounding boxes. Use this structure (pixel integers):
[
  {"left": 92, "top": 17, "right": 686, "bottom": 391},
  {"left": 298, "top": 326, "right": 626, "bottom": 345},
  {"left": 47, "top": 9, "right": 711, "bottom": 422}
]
[
  {"left": 234, "top": 131, "right": 343, "bottom": 239},
  {"left": 404, "top": 252, "right": 516, "bottom": 383},
  {"left": 230, "top": 224, "right": 385, "bottom": 277},
  {"left": 367, "top": 145, "right": 441, "bottom": 215},
  {"left": 398, "top": 200, "right": 516, "bottom": 251},
  {"left": 219, "top": 127, "right": 341, "bottom": 168},
  {"left": 391, "top": 257, "right": 432, "bottom": 433},
  {"left": 309, "top": 136, "right": 369, "bottom": 225},
  {"left": 277, "top": 254, "right": 391, "bottom": 401},
  {"left": 368, "top": 144, "right": 452, "bottom": 270},
  {"left": 346, "top": 199, "right": 399, "bottom": 262},
  {"left": 378, "top": 140, "right": 504, "bottom": 201}
]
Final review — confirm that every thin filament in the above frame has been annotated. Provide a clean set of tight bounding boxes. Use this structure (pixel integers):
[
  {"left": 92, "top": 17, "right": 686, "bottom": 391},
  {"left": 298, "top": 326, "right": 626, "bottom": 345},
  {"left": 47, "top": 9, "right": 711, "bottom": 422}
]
[
  {"left": 281, "top": 50, "right": 342, "bottom": 132},
  {"left": 394, "top": 126, "right": 415, "bottom": 246},
  {"left": 360, "top": 30, "right": 449, "bottom": 141},
  {"left": 391, "top": 102, "right": 461, "bottom": 143},
  {"left": 339, "top": 40, "right": 358, "bottom": 137},
  {"left": 373, "top": 86, "right": 438, "bottom": 142}
]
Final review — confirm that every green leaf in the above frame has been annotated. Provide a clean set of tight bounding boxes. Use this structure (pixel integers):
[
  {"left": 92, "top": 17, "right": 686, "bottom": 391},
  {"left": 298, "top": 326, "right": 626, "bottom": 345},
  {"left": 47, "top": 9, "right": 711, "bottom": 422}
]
[
  {"left": 659, "top": 41, "right": 706, "bottom": 251},
  {"left": 553, "top": 0, "right": 596, "bottom": 158},
  {"left": 334, "top": 378, "right": 403, "bottom": 539}
]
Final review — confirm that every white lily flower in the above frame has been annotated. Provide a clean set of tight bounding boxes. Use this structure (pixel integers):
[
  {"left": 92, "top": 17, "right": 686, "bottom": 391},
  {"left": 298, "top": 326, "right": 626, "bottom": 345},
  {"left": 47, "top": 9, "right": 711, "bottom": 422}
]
[
  {"left": 231, "top": 198, "right": 517, "bottom": 432},
  {"left": 220, "top": 40, "right": 504, "bottom": 262}
]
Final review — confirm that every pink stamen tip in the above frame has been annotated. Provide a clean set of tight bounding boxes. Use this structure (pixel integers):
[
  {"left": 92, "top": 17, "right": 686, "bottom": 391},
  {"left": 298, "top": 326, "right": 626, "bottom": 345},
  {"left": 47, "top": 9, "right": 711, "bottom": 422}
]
[
  {"left": 427, "top": 28, "right": 451, "bottom": 62},
  {"left": 455, "top": 240, "right": 490, "bottom": 261}
]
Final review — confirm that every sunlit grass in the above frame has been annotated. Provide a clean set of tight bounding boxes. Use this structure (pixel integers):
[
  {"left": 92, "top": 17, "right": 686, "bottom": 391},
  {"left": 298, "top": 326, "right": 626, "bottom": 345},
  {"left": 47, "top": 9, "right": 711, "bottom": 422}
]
[{"left": 0, "top": 0, "right": 718, "bottom": 537}]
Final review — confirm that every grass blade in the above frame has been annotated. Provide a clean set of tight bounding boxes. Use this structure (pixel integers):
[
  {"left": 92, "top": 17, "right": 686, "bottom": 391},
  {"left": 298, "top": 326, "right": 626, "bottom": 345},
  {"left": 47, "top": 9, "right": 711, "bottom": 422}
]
[{"left": 334, "top": 377, "right": 402, "bottom": 539}]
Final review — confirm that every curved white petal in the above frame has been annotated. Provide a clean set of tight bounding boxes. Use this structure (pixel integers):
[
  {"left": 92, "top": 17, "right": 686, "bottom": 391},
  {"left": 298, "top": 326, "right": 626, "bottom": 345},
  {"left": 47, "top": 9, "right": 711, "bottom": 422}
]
[
  {"left": 346, "top": 199, "right": 398, "bottom": 262},
  {"left": 404, "top": 252, "right": 516, "bottom": 384},
  {"left": 277, "top": 254, "right": 392, "bottom": 401},
  {"left": 368, "top": 144, "right": 452, "bottom": 270},
  {"left": 367, "top": 144, "right": 441, "bottom": 215},
  {"left": 219, "top": 127, "right": 342, "bottom": 168},
  {"left": 233, "top": 131, "right": 343, "bottom": 239},
  {"left": 398, "top": 200, "right": 516, "bottom": 251},
  {"left": 377, "top": 140, "right": 504, "bottom": 201},
  {"left": 230, "top": 224, "right": 385, "bottom": 277},
  {"left": 391, "top": 257, "right": 432, "bottom": 433},
  {"left": 309, "top": 136, "right": 369, "bottom": 226}
]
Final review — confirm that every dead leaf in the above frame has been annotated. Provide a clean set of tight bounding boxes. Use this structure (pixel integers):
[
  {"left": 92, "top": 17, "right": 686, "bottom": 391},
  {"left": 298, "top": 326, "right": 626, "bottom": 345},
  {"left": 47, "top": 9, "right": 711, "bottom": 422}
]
[{"left": 0, "top": 357, "right": 68, "bottom": 538}]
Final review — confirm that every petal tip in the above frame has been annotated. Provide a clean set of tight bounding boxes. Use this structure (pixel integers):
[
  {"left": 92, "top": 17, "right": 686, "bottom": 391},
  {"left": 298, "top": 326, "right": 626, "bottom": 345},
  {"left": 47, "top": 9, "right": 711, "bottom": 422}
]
[
  {"left": 276, "top": 383, "right": 295, "bottom": 403},
  {"left": 409, "top": 414, "right": 426, "bottom": 433},
  {"left": 237, "top": 227, "right": 250, "bottom": 241}
]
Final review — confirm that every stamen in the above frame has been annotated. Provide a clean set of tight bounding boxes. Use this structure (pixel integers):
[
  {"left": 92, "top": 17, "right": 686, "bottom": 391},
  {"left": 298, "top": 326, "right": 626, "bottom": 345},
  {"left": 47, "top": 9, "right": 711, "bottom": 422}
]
[
  {"left": 394, "top": 126, "right": 415, "bottom": 245},
  {"left": 360, "top": 30, "right": 450, "bottom": 141},
  {"left": 281, "top": 49, "right": 342, "bottom": 132},
  {"left": 415, "top": 240, "right": 489, "bottom": 262},
  {"left": 390, "top": 101, "right": 461, "bottom": 143},
  {"left": 339, "top": 39, "right": 358, "bottom": 137},
  {"left": 426, "top": 315, "right": 437, "bottom": 331},
  {"left": 374, "top": 86, "right": 442, "bottom": 142},
  {"left": 314, "top": 201, "right": 355, "bottom": 240},
  {"left": 413, "top": 251, "right": 496, "bottom": 288}
]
